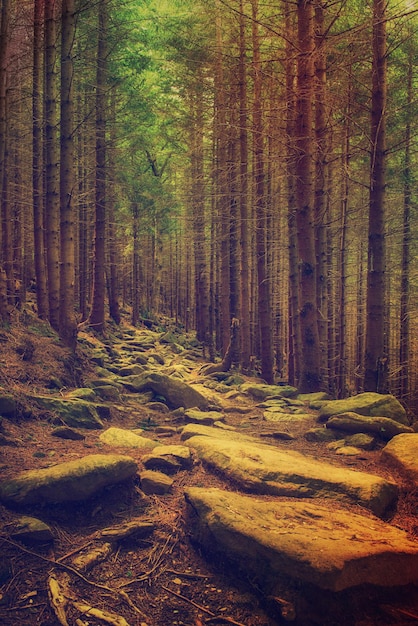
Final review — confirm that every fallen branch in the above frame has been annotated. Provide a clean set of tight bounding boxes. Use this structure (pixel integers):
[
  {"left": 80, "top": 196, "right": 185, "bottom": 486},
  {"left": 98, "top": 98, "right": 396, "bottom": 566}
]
[
  {"left": 73, "top": 601, "right": 131, "bottom": 626},
  {"left": 1, "top": 536, "right": 149, "bottom": 621},
  {"left": 48, "top": 572, "right": 70, "bottom": 626}
]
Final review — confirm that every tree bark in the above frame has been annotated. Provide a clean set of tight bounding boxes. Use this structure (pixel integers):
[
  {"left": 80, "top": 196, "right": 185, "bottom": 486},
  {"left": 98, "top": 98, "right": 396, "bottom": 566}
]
[
  {"left": 45, "top": 0, "right": 60, "bottom": 331},
  {"left": 0, "top": 0, "right": 13, "bottom": 312},
  {"left": 89, "top": 0, "right": 107, "bottom": 333},
  {"left": 59, "top": 0, "right": 77, "bottom": 349},
  {"left": 238, "top": 0, "right": 251, "bottom": 371},
  {"left": 285, "top": 2, "right": 300, "bottom": 387},
  {"left": 33, "top": 0, "right": 48, "bottom": 320},
  {"left": 399, "top": 42, "right": 412, "bottom": 401},
  {"left": 252, "top": 0, "right": 274, "bottom": 384},
  {"left": 191, "top": 77, "right": 210, "bottom": 350},
  {"left": 295, "top": 0, "right": 321, "bottom": 392},
  {"left": 364, "top": 0, "right": 387, "bottom": 392}
]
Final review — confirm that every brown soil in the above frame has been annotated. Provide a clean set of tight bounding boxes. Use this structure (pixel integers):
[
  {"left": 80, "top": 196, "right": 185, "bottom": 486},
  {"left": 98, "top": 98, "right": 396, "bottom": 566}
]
[{"left": 0, "top": 312, "right": 418, "bottom": 626}]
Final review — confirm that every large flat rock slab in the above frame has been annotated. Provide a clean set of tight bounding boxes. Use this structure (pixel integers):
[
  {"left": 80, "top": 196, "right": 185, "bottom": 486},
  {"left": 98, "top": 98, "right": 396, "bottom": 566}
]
[
  {"left": 184, "top": 434, "right": 397, "bottom": 516},
  {"left": 185, "top": 487, "right": 418, "bottom": 592},
  {"left": 0, "top": 454, "right": 138, "bottom": 505},
  {"left": 318, "top": 393, "right": 408, "bottom": 425},
  {"left": 381, "top": 434, "right": 418, "bottom": 483}
]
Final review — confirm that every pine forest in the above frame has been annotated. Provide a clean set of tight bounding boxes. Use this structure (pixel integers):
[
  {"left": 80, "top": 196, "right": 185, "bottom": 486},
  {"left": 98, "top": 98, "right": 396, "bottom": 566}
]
[{"left": 1, "top": 0, "right": 418, "bottom": 409}]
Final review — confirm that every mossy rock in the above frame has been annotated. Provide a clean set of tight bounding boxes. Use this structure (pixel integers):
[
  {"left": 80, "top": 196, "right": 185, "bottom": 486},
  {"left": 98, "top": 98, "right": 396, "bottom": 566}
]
[
  {"left": 0, "top": 393, "right": 16, "bottom": 418},
  {"left": 319, "top": 393, "right": 408, "bottom": 425},
  {"left": 31, "top": 395, "right": 103, "bottom": 429},
  {"left": 66, "top": 388, "right": 97, "bottom": 401},
  {"left": 240, "top": 383, "right": 298, "bottom": 400},
  {"left": 0, "top": 454, "right": 138, "bottom": 505}
]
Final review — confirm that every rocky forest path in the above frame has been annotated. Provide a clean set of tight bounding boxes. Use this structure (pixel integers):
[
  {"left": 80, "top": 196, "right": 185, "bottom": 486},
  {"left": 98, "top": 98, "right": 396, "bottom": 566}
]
[{"left": 0, "top": 320, "right": 418, "bottom": 626}]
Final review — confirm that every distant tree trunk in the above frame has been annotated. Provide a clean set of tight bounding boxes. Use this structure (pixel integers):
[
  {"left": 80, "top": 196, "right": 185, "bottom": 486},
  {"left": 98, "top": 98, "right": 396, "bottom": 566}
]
[
  {"left": 399, "top": 44, "right": 412, "bottom": 401},
  {"left": 108, "top": 91, "right": 120, "bottom": 325},
  {"left": 32, "top": 0, "right": 48, "bottom": 319},
  {"left": 285, "top": 3, "right": 300, "bottom": 386},
  {"left": 295, "top": 0, "right": 321, "bottom": 392},
  {"left": 59, "top": 0, "right": 77, "bottom": 349},
  {"left": 0, "top": 0, "right": 13, "bottom": 310},
  {"left": 131, "top": 203, "right": 140, "bottom": 326},
  {"left": 238, "top": 0, "right": 251, "bottom": 371},
  {"left": 252, "top": 0, "right": 274, "bottom": 384},
  {"left": 44, "top": 0, "right": 60, "bottom": 331},
  {"left": 364, "top": 0, "right": 387, "bottom": 392},
  {"left": 228, "top": 122, "right": 240, "bottom": 367},
  {"left": 89, "top": 0, "right": 107, "bottom": 333},
  {"left": 314, "top": 0, "right": 328, "bottom": 385},
  {"left": 191, "top": 80, "right": 210, "bottom": 350},
  {"left": 214, "top": 4, "right": 230, "bottom": 355}
]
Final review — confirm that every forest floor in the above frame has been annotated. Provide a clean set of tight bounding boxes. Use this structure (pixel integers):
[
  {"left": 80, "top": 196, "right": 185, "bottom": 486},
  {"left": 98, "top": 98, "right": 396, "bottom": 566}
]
[{"left": 0, "top": 311, "right": 418, "bottom": 626}]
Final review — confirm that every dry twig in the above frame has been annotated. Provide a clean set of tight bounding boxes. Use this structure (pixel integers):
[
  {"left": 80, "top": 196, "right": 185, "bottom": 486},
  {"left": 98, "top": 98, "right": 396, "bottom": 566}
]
[{"left": 161, "top": 584, "right": 247, "bottom": 626}]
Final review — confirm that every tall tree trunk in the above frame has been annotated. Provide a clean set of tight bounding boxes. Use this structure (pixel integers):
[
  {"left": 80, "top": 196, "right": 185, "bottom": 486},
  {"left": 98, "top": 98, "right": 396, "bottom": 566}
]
[
  {"left": 314, "top": 0, "right": 328, "bottom": 385},
  {"left": 131, "top": 203, "right": 140, "bottom": 326},
  {"left": 295, "top": 0, "right": 321, "bottom": 392},
  {"left": 191, "top": 81, "right": 210, "bottom": 350},
  {"left": 89, "top": 0, "right": 107, "bottom": 333},
  {"left": 0, "top": 0, "right": 13, "bottom": 311},
  {"left": 214, "top": 2, "right": 230, "bottom": 355},
  {"left": 45, "top": 0, "right": 60, "bottom": 331},
  {"left": 228, "top": 115, "right": 240, "bottom": 367},
  {"left": 59, "top": 0, "right": 77, "bottom": 349},
  {"left": 285, "top": 2, "right": 300, "bottom": 386},
  {"left": 238, "top": 0, "right": 250, "bottom": 371},
  {"left": 33, "top": 0, "right": 48, "bottom": 319},
  {"left": 108, "top": 90, "right": 120, "bottom": 325},
  {"left": 364, "top": 0, "right": 387, "bottom": 392},
  {"left": 252, "top": 0, "right": 274, "bottom": 384},
  {"left": 399, "top": 43, "right": 412, "bottom": 401}
]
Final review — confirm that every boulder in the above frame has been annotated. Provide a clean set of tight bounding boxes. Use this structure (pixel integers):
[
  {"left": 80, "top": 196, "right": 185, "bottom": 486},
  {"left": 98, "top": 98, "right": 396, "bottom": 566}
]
[
  {"left": 51, "top": 426, "right": 85, "bottom": 441},
  {"left": 345, "top": 433, "right": 377, "bottom": 450},
  {"left": 140, "top": 470, "right": 173, "bottom": 495},
  {"left": 297, "top": 392, "right": 331, "bottom": 404},
  {"left": 31, "top": 395, "right": 103, "bottom": 429},
  {"left": 123, "top": 372, "right": 210, "bottom": 410},
  {"left": 185, "top": 487, "right": 418, "bottom": 592},
  {"left": 0, "top": 454, "right": 138, "bottom": 505},
  {"left": 184, "top": 434, "right": 397, "bottom": 516},
  {"left": 319, "top": 393, "right": 408, "bottom": 425},
  {"left": 93, "top": 385, "right": 121, "bottom": 402},
  {"left": 0, "top": 393, "right": 16, "bottom": 417},
  {"left": 240, "top": 383, "right": 298, "bottom": 400},
  {"left": 304, "top": 428, "right": 337, "bottom": 443},
  {"left": 10, "top": 516, "right": 53, "bottom": 544},
  {"left": 326, "top": 412, "right": 413, "bottom": 440},
  {"left": 99, "top": 427, "right": 157, "bottom": 450},
  {"left": 142, "top": 445, "right": 193, "bottom": 474},
  {"left": 184, "top": 409, "right": 224, "bottom": 425},
  {"left": 381, "top": 434, "right": 418, "bottom": 483},
  {"left": 66, "top": 388, "right": 97, "bottom": 401}
]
